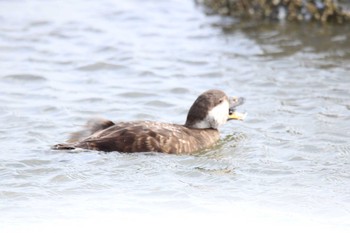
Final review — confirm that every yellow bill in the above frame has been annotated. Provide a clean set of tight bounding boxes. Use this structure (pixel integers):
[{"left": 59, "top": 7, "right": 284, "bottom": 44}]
[{"left": 228, "top": 111, "right": 247, "bottom": 120}]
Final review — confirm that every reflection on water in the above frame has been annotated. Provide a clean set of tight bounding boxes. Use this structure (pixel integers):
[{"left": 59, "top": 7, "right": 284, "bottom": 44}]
[{"left": 0, "top": 0, "right": 349, "bottom": 231}]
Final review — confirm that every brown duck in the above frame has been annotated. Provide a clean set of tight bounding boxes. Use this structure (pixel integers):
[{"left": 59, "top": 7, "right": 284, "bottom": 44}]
[{"left": 53, "top": 89, "right": 245, "bottom": 154}]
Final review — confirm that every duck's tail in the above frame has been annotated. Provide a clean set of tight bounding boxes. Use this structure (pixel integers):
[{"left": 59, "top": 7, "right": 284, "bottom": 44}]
[
  {"left": 52, "top": 118, "right": 115, "bottom": 151},
  {"left": 67, "top": 118, "right": 115, "bottom": 143},
  {"left": 52, "top": 143, "right": 76, "bottom": 150}
]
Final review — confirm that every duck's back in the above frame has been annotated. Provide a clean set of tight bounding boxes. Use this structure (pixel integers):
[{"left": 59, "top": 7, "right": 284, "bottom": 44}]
[
  {"left": 57, "top": 121, "right": 220, "bottom": 154},
  {"left": 80, "top": 121, "right": 220, "bottom": 154},
  {"left": 53, "top": 121, "right": 220, "bottom": 154}
]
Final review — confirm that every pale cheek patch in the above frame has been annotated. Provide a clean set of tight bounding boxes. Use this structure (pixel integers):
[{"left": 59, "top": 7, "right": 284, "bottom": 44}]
[
  {"left": 192, "top": 100, "right": 230, "bottom": 129},
  {"left": 207, "top": 101, "right": 229, "bottom": 127}
]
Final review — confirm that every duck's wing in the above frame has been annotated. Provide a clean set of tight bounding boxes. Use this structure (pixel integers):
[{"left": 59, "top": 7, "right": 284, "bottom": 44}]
[
  {"left": 75, "top": 122, "right": 219, "bottom": 154},
  {"left": 74, "top": 121, "right": 175, "bottom": 153},
  {"left": 54, "top": 121, "right": 219, "bottom": 154}
]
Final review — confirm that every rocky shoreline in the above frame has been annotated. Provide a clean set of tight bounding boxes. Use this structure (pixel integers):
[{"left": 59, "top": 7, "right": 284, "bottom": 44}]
[{"left": 198, "top": 0, "right": 350, "bottom": 24}]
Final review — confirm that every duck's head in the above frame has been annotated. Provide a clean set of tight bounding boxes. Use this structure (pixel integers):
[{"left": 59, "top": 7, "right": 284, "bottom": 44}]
[{"left": 185, "top": 89, "right": 245, "bottom": 129}]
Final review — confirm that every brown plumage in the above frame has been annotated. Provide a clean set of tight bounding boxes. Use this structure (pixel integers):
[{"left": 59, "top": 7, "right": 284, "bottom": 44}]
[{"left": 53, "top": 89, "right": 245, "bottom": 154}]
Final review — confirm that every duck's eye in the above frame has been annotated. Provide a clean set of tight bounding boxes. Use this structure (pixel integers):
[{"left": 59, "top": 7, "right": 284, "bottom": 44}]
[{"left": 219, "top": 99, "right": 223, "bottom": 103}]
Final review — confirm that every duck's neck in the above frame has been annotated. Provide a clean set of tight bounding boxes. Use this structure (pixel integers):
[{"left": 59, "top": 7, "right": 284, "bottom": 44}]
[
  {"left": 182, "top": 125, "right": 220, "bottom": 152},
  {"left": 185, "top": 121, "right": 210, "bottom": 129}
]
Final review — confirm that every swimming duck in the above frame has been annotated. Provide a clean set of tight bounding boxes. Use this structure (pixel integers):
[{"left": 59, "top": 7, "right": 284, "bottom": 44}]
[{"left": 53, "top": 89, "right": 245, "bottom": 154}]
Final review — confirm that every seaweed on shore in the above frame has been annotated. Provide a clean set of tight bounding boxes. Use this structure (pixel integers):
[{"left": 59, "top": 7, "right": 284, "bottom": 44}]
[{"left": 197, "top": 0, "right": 350, "bottom": 24}]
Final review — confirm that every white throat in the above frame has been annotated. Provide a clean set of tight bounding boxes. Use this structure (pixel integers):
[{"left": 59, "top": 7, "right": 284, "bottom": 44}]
[{"left": 192, "top": 100, "right": 229, "bottom": 129}]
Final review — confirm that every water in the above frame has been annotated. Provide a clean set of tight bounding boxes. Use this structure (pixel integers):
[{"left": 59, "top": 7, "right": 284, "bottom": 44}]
[{"left": 1, "top": 0, "right": 350, "bottom": 232}]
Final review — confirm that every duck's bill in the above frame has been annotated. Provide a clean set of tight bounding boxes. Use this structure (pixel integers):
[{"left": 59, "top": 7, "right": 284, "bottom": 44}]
[
  {"left": 228, "top": 111, "right": 247, "bottom": 121},
  {"left": 228, "top": 96, "right": 246, "bottom": 120},
  {"left": 230, "top": 97, "right": 245, "bottom": 108}
]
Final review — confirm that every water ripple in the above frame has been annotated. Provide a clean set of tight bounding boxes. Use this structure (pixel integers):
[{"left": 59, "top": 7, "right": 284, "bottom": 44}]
[
  {"left": 78, "top": 62, "right": 127, "bottom": 71},
  {"left": 2, "top": 74, "right": 46, "bottom": 82}
]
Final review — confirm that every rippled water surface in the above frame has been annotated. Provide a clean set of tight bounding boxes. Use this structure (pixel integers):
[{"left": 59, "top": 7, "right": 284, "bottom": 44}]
[{"left": 1, "top": 0, "right": 350, "bottom": 232}]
